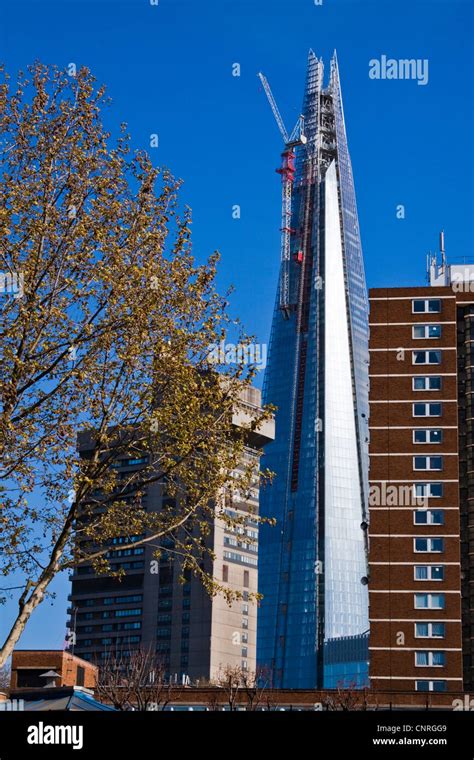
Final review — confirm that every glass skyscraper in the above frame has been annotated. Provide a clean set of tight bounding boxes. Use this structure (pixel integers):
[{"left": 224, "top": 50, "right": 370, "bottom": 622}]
[{"left": 257, "top": 51, "right": 370, "bottom": 689}]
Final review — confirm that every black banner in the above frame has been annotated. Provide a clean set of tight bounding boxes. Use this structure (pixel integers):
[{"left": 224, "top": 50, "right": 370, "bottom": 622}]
[{"left": 0, "top": 711, "right": 473, "bottom": 758}]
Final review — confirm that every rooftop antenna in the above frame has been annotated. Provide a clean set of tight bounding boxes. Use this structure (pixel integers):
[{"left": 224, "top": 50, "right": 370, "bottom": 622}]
[{"left": 440, "top": 230, "right": 446, "bottom": 270}]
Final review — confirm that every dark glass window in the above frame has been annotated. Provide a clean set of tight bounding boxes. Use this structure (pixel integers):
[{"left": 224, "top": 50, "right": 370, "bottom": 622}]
[{"left": 114, "top": 608, "right": 141, "bottom": 617}]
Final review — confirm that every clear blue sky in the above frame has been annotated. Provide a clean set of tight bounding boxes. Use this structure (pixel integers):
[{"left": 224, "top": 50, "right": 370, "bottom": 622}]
[{"left": 1, "top": 0, "right": 473, "bottom": 651}]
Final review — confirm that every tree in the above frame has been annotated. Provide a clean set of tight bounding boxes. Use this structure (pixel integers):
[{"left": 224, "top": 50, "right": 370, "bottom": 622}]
[
  {"left": 212, "top": 665, "right": 243, "bottom": 711},
  {"left": 239, "top": 665, "right": 276, "bottom": 711},
  {"left": 322, "top": 681, "right": 371, "bottom": 711},
  {"left": 96, "top": 647, "right": 177, "bottom": 711},
  {"left": 0, "top": 664, "right": 11, "bottom": 691},
  {"left": 210, "top": 664, "right": 275, "bottom": 711},
  {"left": 0, "top": 62, "right": 273, "bottom": 667}
]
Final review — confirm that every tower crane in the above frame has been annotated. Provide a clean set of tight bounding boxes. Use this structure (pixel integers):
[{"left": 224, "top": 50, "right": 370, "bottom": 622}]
[{"left": 258, "top": 72, "right": 307, "bottom": 319}]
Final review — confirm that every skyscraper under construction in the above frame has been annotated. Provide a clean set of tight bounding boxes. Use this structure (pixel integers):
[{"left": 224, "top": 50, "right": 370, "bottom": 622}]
[{"left": 257, "top": 50, "right": 370, "bottom": 688}]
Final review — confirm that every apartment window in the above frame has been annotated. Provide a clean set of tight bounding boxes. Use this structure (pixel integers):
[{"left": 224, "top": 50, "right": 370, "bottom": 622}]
[
  {"left": 242, "top": 660, "right": 248, "bottom": 671},
  {"left": 413, "top": 376, "right": 442, "bottom": 391},
  {"left": 180, "top": 656, "right": 189, "bottom": 667},
  {"left": 242, "top": 632, "right": 248, "bottom": 644},
  {"left": 223, "top": 550, "right": 258, "bottom": 567},
  {"left": 415, "top": 622, "right": 445, "bottom": 639},
  {"left": 414, "top": 510, "right": 444, "bottom": 525},
  {"left": 76, "top": 666, "right": 85, "bottom": 687},
  {"left": 101, "top": 637, "right": 113, "bottom": 645},
  {"left": 412, "top": 299, "right": 442, "bottom": 314},
  {"left": 103, "top": 594, "right": 143, "bottom": 605},
  {"left": 107, "top": 548, "right": 133, "bottom": 558},
  {"left": 413, "top": 351, "right": 442, "bottom": 365},
  {"left": 82, "top": 626, "right": 94, "bottom": 633},
  {"left": 158, "top": 599, "right": 172, "bottom": 610},
  {"left": 243, "top": 570, "right": 250, "bottom": 588},
  {"left": 182, "top": 612, "right": 190, "bottom": 624},
  {"left": 182, "top": 626, "right": 190, "bottom": 639},
  {"left": 414, "top": 593, "right": 445, "bottom": 609},
  {"left": 113, "top": 561, "right": 144, "bottom": 570},
  {"left": 101, "top": 624, "right": 113, "bottom": 632},
  {"left": 157, "top": 628, "right": 171, "bottom": 638},
  {"left": 82, "top": 639, "right": 93, "bottom": 647},
  {"left": 413, "top": 325, "right": 442, "bottom": 339},
  {"left": 242, "top": 603, "right": 249, "bottom": 615},
  {"left": 110, "top": 534, "right": 145, "bottom": 545},
  {"left": 242, "top": 618, "right": 248, "bottom": 629},
  {"left": 414, "top": 538, "right": 444, "bottom": 553},
  {"left": 241, "top": 647, "right": 248, "bottom": 657},
  {"left": 413, "top": 429, "right": 443, "bottom": 444},
  {"left": 413, "top": 456, "right": 443, "bottom": 471},
  {"left": 415, "top": 651, "right": 446, "bottom": 667},
  {"left": 414, "top": 565, "right": 444, "bottom": 581},
  {"left": 112, "top": 456, "right": 149, "bottom": 467},
  {"left": 222, "top": 564, "right": 229, "bottom": 583},
  {"left": 115, "top": 595, "right": 143, "bottom": 604},
  {"left": 414, "top": 483, "right": 443, "bottom": 498},
  {"left": 413, "top": 403, "right": 442, "bottom": 417},
  {"left": 114, "top": 608, "right": 141, "bottom": 617},
  {"left": 182, "top": 598, "right": 191, "bottom": 609},
  {"left": 416, "top": 680, "right": 447, "bottom": 692},
  {"left": 123, "top": 622, "right": 141, "bottom": 630}
]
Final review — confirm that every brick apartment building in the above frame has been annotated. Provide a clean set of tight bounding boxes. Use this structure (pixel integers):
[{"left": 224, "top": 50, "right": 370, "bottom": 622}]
[{"left": 368, "top": 251, "right": 474, "bottom": 695}]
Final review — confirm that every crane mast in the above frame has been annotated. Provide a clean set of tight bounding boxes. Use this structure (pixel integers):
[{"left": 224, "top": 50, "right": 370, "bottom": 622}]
[{"left": 258, "top": 72, "right": 306, "bottom": 319}]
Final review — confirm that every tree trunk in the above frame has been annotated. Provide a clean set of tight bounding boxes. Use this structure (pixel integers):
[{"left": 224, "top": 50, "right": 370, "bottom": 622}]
[{"left": 0, "top": 508, "right": 74, "bottom": 667}]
